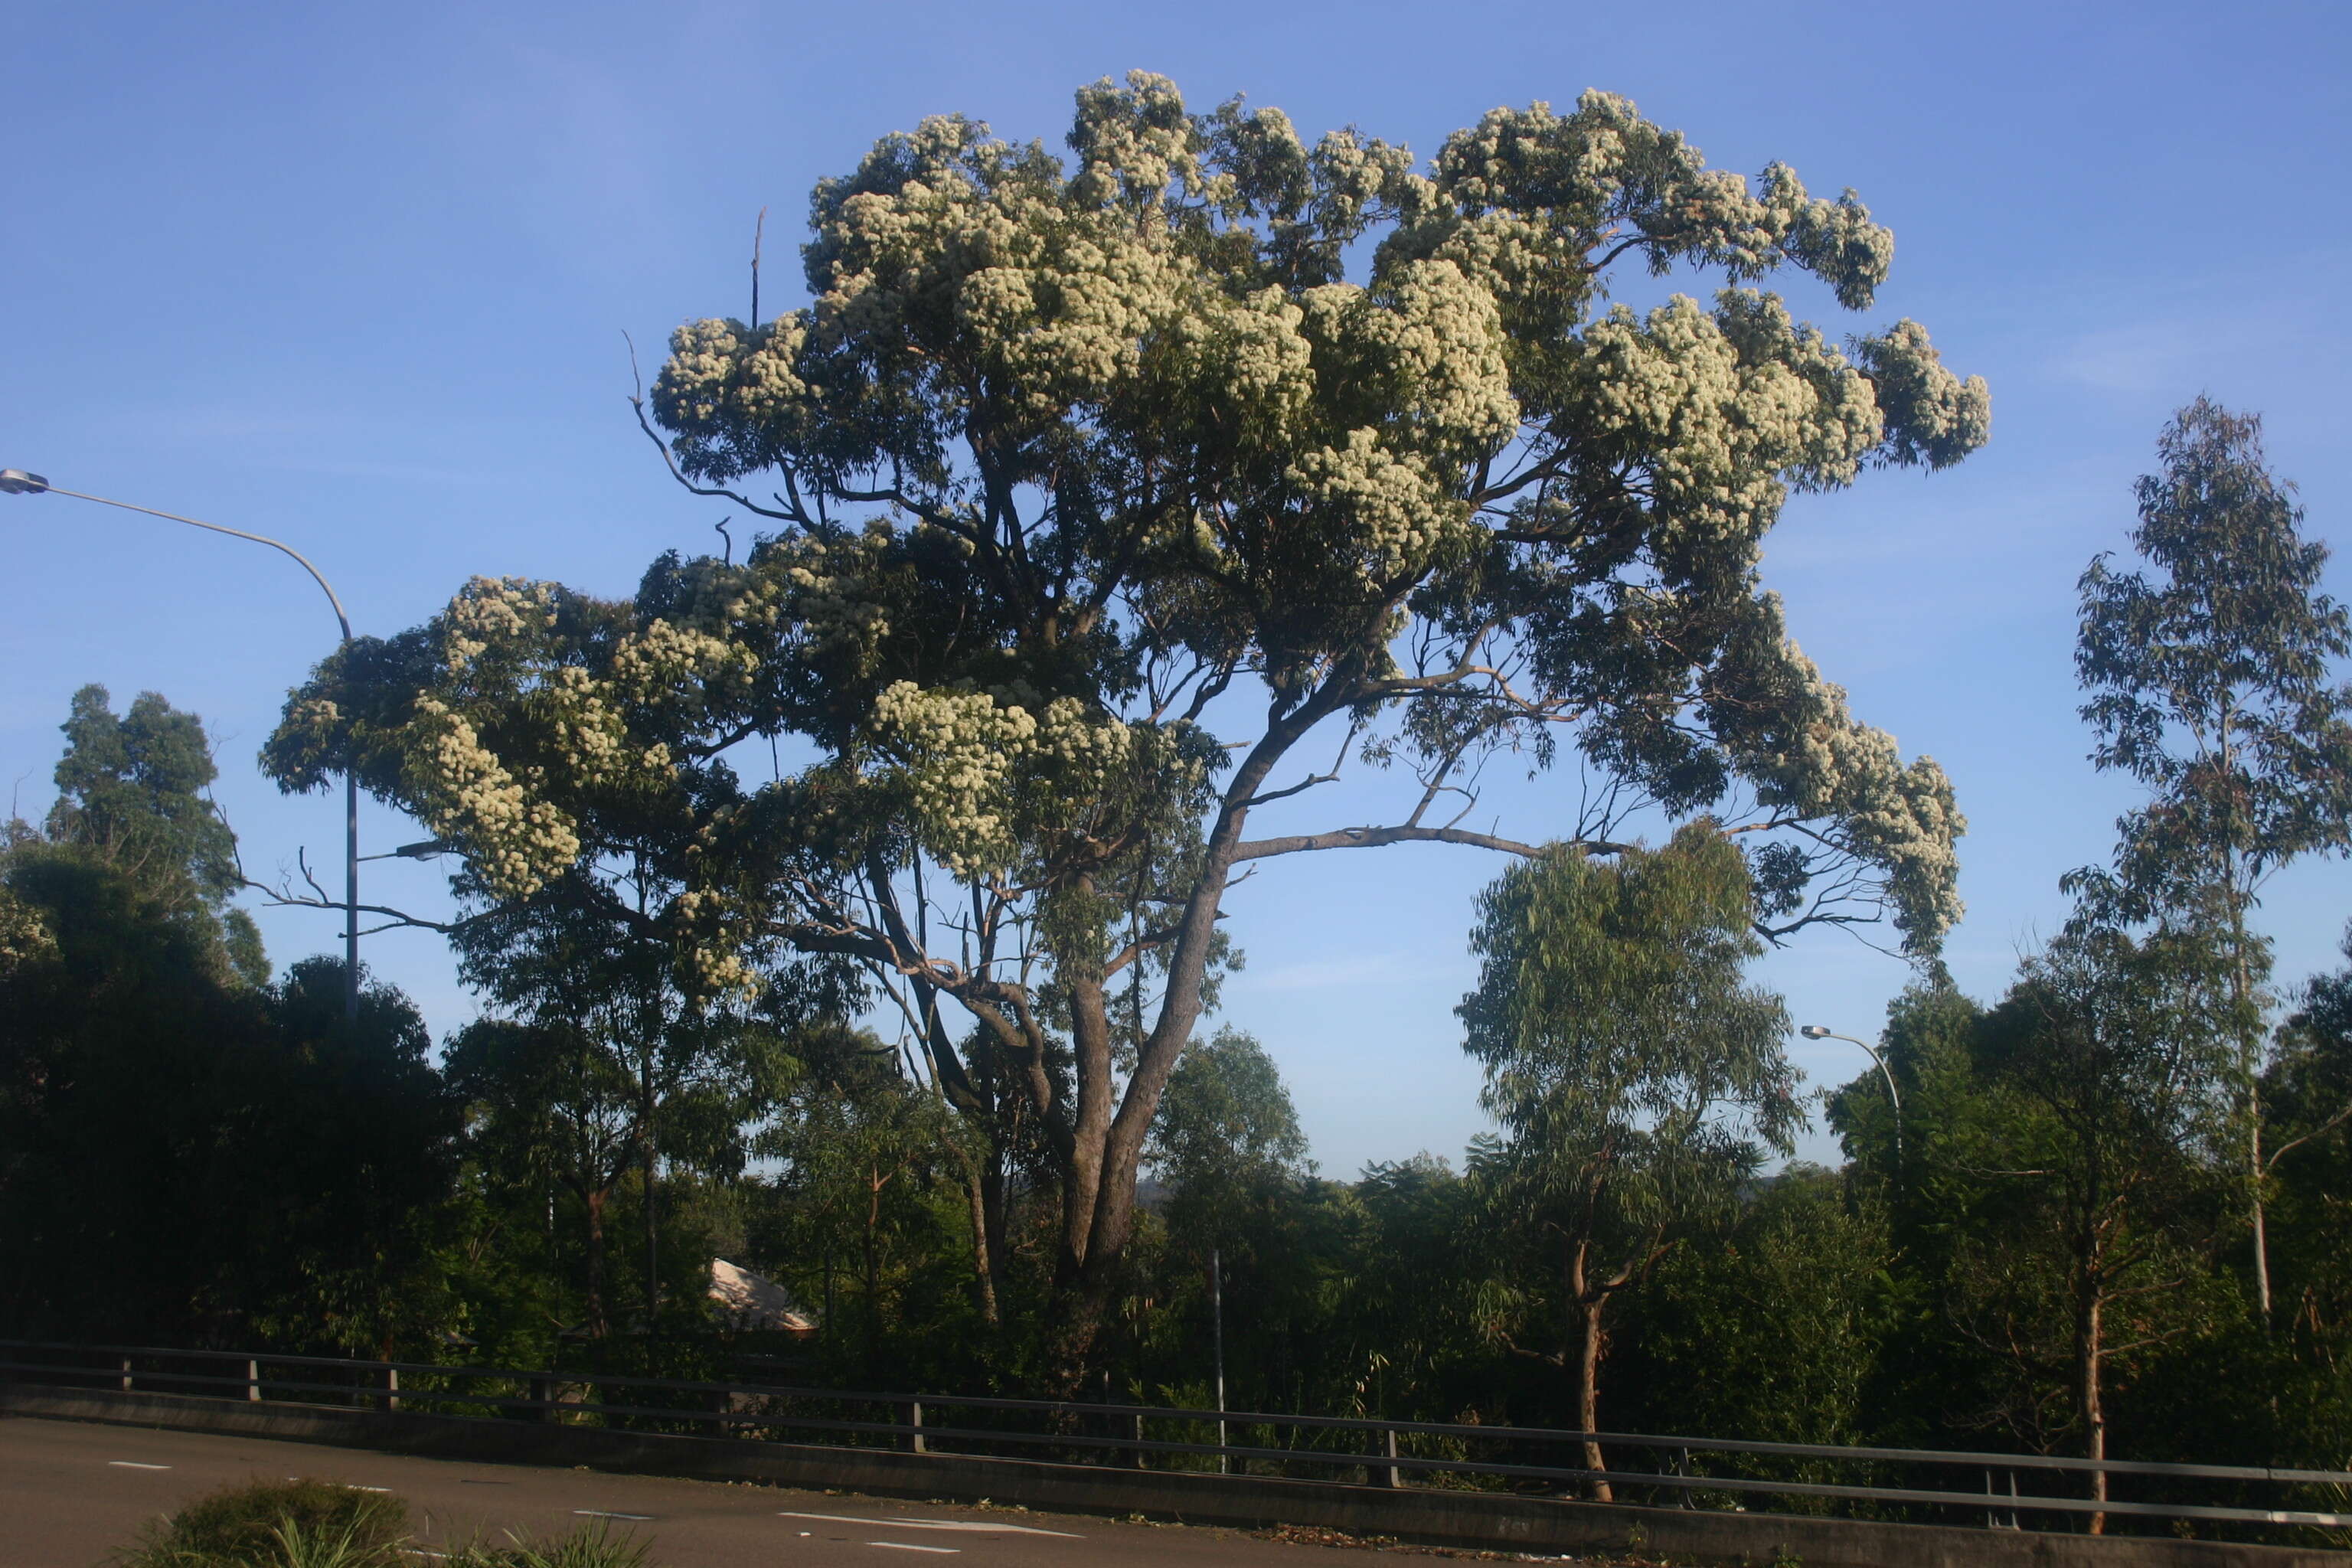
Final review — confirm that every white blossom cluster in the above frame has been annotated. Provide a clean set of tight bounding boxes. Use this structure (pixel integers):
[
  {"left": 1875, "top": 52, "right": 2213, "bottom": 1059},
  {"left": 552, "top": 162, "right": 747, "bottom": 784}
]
[
  {"left": 1734, "top": 623, "right": 1965, "bottom": 943},
  {"left": 442, "top": 576, "right": 560, "bottom": 674},
  {"left": 870, "top": 681, "right": 1180, "bottom": 878},
  {"left": 0, "top": 886, "right": 57, "bottom": 977},
  {"left": 406, "top": 695, "right": 581, "bottom": 900}
]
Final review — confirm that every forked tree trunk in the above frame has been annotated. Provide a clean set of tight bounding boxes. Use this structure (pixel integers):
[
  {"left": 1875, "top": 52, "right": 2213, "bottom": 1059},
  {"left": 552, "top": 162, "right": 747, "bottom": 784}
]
[{"left": 1568, "top": 1237, "right": 1613, "bottom": 1504}]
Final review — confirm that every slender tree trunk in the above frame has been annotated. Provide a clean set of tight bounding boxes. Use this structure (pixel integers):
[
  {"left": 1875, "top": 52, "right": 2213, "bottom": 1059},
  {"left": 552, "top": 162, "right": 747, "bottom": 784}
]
[
  {"left": 864, "top": 1161, "right": 884, "bottom": 1378},
  {"left": 637, "top": 1047, "right": 660, "bottom": 1337},
  {"left": 583, "top": 1186, "right": 610, "bottom": 1340},
  {"left": 2079, "top": 1287, "right": 2107, "bottom": 1535},
  {"left": 964, "top": 1161, "right": 1001, "bottom": 1327},
  {"left": 1566, "top": 1238, "right": 1612, "bottom": 1503},
  {"left": 2225, "top": 822, "right": 2274, "bottom": 1325}
]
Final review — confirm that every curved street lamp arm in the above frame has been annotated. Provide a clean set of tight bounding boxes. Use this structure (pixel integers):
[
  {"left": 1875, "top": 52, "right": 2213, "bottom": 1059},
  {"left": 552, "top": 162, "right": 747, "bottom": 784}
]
[{"left": 33, "top": 483, "right": 353, "bottom": 642}]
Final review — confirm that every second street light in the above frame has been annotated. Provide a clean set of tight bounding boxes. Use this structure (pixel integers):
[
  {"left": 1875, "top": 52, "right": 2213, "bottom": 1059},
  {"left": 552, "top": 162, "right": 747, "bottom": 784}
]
[
  {"left": 2, "top": 467, "right": 366, "bottom": 1021},
  {"left": 1799, "top": 1023, "right": 1905, "bottom": 1161}
]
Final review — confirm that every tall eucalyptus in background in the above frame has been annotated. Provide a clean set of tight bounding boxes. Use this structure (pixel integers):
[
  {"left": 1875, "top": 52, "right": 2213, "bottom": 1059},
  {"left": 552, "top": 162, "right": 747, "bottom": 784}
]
[{"left": 2069, "top": 399, "right": 2352, "bottom": 1324}]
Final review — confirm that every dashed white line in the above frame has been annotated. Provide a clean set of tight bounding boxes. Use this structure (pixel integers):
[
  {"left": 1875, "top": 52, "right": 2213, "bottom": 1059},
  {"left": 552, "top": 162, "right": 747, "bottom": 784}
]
[
  {"left": 867, "top": 1546, "right": 960, "bottom": 1556},
  {"left": 573, "top": 1510, "right": 655, "bottom": 1521},
  {"left": 108, "top": 1461, "right": 171, "bottom": 1470},
  {"left": 779, "top": 1511, "right": 1080, "bottom": 1538}
]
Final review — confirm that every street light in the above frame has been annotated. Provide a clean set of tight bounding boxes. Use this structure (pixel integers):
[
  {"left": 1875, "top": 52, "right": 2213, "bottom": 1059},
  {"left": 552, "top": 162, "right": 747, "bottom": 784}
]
[
  {"left": 2, "top": 468, "right": 365, "bottom": 1021},
  {"left": 1799, "top": 1024, "right": 1904, "bottom": 1161}
]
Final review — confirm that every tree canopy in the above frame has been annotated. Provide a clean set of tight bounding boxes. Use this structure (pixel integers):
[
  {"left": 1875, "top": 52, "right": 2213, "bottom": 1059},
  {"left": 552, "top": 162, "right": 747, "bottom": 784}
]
[{"left": 265, "top": 73, "right": 1984, "bottom": 1368}]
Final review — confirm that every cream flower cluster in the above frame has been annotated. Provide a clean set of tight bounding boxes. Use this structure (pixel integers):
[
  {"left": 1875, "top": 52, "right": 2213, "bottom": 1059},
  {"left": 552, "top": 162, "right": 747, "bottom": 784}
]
[
  {"left": 609, "top": 617, "right": 759, "bottom": 704},
  {"left": 443, "top": 577, "right": 560, "bottom": 674},
  {"left": 655, "top": 315, "right": 810, "bottom": 433},
  {"left": 871, "top": 682, "right": 1043, "bottom": 875},
  {"left": 1288, "top": 430, "right": 1464, "bottom": 574},
  {"left": 0, "top": 887, "right": 57, "bottom": 976},
  {"left": 868, "top": 682, "right": 1161, "bottom": 878},
  {"left": 407, "top": 696, "right": 580, "bottom": 900},
  {"left": 1743, "top": 638, "right": 1965, "bottom": 943}
]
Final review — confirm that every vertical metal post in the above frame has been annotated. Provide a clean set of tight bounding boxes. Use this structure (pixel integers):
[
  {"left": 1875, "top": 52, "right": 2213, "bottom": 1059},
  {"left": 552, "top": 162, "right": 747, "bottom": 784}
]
[
  {"left": 906, "top": 1398, "right": 926, "bottom": 1455},
  {"left": 119, "top": 1355, "right": 132, "bottom": 1393},
  {"left": 1210, "top": 1247, "right": 1227, "bottom": 1475},
  {"left": 385, "top": 1365, "right": 400, "bottom": 1413},
  {"left": 2009, "top": 1468, "right": 2020, "bottom": 1530},
  {"left": 247, "top": 1360, "right": 261, "bottom": 1402},
  {"left": 1131, "top": 1411, "right": 1147, "bottom": 1471},
  {"left": 1677, "top": 1447, "right": 1691, "bottom": 1508},
  {"left": 531, "top": 1376, "right": 552, "bottom": 1423},
  {"left": 1986, "top": 1468, "right": 1996, "bottom": 1530},
  {"left": 1374, "top": 1426, "right": 1400, "bottom": 1489},
  {"left": 344, "top": 769, "right": 360, "bottom": 1021}
]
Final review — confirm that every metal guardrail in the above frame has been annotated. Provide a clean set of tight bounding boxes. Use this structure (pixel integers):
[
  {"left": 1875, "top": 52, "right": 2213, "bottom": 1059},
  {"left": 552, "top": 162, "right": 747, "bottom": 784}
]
[{"left": 4, "top": 1340, "right": 2348, "bottom": 1536}]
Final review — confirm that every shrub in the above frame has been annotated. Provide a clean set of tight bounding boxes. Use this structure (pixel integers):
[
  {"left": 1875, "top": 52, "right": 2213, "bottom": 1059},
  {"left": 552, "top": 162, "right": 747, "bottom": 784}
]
[
  {"left": 440, "top": 1520, "right": 651, "bottom": 1567},
  {"left": 113, "top": 1477, "right": 409, "bottom": 1567}
]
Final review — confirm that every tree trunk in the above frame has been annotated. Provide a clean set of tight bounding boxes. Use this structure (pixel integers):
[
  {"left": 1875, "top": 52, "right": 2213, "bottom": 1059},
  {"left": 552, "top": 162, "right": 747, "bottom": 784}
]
[
  {"left": 583, "top": 1186, "right": 610, "bottom": 1340},
  {"left": 964, "top": 1161, "right": 1001, "bottom": 1327},
  {"left": 639, "top": 1057, "right": 659, "bottom": 1336},
  {"left": 1577, "top": 1297, "right": 1612, "bottom": 1502},
  {"left": 2079, "top": 1289, "right": 2107, "bottom": 1535},
  {"left": 864, "top": 1161, "right": 885, "bottom": 1378}
]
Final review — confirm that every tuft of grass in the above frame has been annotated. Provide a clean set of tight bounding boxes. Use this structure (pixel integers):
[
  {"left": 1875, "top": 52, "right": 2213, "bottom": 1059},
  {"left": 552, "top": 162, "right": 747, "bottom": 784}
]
[
  {"left": 438, "top": 1519, "right": 652, "bottom": 1568},
  {"left": 111, "top": 1478, "right": 410, "bottom": 1568}
]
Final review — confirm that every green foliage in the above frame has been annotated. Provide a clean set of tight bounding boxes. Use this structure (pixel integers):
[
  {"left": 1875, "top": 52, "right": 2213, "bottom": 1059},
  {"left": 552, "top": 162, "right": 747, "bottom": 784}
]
[
  {"left": 2073, "top": 399, "right": 2352, "bottom": 924},
  {"left": 1622, "top": 1167, "right": 1892, "bottom": 1450},
  {"left": 113, "top": 1478, "right": 408, "bottom": 1568},
  {"left": 264, "top": 74, "right": 1983, "bottom": 1370},
  {"left": 1, "top": 687, "right": 456, "bottom": 1349},
  {"left": 439, "top": 1521, "right": 651, "bottom": 1568}
]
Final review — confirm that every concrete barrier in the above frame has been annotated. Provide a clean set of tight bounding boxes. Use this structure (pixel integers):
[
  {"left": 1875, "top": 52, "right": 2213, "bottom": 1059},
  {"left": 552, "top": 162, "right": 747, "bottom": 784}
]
[{"left": 3, "top": 1385, "right": 2338, "bottom": 1568}]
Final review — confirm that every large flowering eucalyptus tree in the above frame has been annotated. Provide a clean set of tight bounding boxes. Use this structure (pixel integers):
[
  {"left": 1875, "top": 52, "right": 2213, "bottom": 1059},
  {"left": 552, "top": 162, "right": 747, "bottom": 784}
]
[{"left": 267, "top": 73, "right": 1984, "bottom": 1370}]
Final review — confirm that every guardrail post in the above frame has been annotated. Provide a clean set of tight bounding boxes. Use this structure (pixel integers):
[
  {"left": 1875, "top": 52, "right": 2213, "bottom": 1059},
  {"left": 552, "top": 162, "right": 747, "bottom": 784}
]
[
  {"left": 1677, "top": 1447, "right": 1691, "bottom": 1508},
  {"left": 247, "top": 1359, "right": 261, "bottom": 1402},
  {"left": 1372, "top": 1426, "right": 1401, "bottom": 1489},
  {"left": 906, "top": 1398, "right": 926, "bottom": 1455},
  {"left": 531, "top": 1377, "right": 552, "bottom": 1423},
  {"left": 119, "top": 1355, "right": 132, "bottom": 1393},
  {"left": 2007, "top": 1468, "right": 2020, "bottom": 1530},
  {"left": 1131, "top": 1411, "right": 1146, "bottom": 1470},
  {"left": 385, "top": 1366, "right": 400, "bottom": 1413}
]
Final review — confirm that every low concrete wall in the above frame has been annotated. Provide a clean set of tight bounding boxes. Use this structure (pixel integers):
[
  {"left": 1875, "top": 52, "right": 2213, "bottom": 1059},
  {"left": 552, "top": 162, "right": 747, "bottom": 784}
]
[{"left": 3, "top": 1385, "right": 2337, "bottom": 1568}]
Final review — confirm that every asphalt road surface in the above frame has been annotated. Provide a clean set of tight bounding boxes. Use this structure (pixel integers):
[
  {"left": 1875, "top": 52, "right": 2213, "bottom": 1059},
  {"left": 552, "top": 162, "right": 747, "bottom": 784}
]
[{"left": 0, "top": 1413, "right": 1435, "bottom": 1566}]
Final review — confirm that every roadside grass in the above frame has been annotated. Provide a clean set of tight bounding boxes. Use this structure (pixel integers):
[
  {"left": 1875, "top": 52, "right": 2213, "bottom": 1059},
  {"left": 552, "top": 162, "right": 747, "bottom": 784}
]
[{"left": 106, "top": 1478, "right": 652, "bottom": 1567}]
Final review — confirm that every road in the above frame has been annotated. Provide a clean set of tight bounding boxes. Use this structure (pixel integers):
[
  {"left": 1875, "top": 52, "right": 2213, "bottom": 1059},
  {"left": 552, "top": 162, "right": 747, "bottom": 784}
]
[{"left": 0, "top": 1413, "right": 1435, "bottom": 1566}]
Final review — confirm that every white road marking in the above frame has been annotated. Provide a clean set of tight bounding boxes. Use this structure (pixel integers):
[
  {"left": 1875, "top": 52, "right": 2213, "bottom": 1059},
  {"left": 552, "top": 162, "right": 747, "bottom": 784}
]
[
  {"left": 779, "top": 1511, "right": 1079, "bottom": 1538},
  {"left": 108, "top": 1461, "right": 171, "bottom": 1470},
  {"left": 867, "top": 1546, "right": 959, "bottom": 1556},
  {"left": 573, "top": 1510, "right": 655, "bottom": 1521}
]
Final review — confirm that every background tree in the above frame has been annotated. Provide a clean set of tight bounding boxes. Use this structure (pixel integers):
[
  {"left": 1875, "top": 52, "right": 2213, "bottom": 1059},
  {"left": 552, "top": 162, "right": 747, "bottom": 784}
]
[
  {"left": 1955, "top": 926, "right": 2235, "bottom": 1531},
  {"left": 2071, "top": 398, "right": 2352, "bottom": 1323},
  {"left": 1458, "top": 823, "right": 1798, "bottom": 1496},
  {"left": 446, "top": 861, "right": 808, "bottom": 1338},
  {"left": 1613, "top": 1165, "right": 1893, "bottom": 1501},
  {"left": 1, "top": 688, "right": 452, "bottom": 1348},
  {"left": 267, "top": 74, "right": 1984, "bottom": 1378}
]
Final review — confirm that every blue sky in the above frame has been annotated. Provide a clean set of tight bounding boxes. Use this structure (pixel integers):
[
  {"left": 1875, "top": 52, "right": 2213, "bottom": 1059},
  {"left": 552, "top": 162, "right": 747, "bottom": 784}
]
[{"left": 4, "top": 0, "right": 2347, "bottom": 1174}]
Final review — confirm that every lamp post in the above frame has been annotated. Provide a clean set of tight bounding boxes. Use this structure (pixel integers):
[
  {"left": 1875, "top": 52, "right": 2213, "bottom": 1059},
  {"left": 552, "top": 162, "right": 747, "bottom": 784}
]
[
  {"left": 2, "top": 468, "right": 364, "bottom": 1021},
  {"left": 1798, "top": 1024, "right": 1903, "bottom": 1161}
]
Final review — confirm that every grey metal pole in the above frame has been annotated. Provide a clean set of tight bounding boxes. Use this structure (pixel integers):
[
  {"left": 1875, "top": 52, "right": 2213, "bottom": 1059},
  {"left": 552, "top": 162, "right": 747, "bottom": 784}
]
[
  {"left": 1802, "top": 1026, "right": 1904, "bottom": 1161},
  {"left": 1210, "top": 1246, "right": 1227, "bottom": 1475},
  {"left": 0, "top": 472, "right": 362, "bottom": 1019}
]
